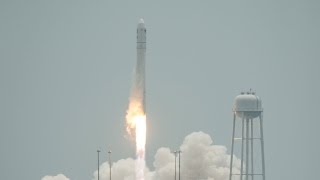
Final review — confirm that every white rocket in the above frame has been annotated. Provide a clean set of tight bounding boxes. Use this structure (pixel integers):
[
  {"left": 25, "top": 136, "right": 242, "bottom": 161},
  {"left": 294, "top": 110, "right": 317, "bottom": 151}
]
[{"left": 135, "top": 18, "right": 146, "bottom": 113}]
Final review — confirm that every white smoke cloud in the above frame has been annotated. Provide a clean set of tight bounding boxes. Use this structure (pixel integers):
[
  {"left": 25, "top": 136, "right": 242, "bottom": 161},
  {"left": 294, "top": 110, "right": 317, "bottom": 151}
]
[
  {"left": 41, "top": 174, "right": 70, "bottom": 180},
  {"left": 179, "top": 132, "right": 240, "bottom": 180},
  {"left": 41, "top": 132, "right": 240, "bottom": 180},
  {"left": 92, "top": 131, "right": 241, "bottom": 180}
]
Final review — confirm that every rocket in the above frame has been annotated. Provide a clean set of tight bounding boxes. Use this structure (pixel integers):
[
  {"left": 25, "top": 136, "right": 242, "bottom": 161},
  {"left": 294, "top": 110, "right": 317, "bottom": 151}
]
[{"left": 135, "top": 18, "right": 146, "bottom": 113}]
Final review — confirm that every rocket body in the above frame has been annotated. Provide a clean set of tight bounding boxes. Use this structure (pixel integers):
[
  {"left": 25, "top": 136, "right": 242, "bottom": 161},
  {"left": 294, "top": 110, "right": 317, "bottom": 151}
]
[
  {"left": 126, "top": 18, "right": 147, "bottom": 180},
  {"left": 135, "top": 19, "right": 146, "bottom": 113},
  {"left": 134, "top": 18, "right": 147, "bottom": 180}
]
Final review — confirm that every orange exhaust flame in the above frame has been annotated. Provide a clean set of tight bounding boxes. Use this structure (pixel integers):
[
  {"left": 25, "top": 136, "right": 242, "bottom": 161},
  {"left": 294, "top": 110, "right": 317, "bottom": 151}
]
[{"left": 126, "top": 98, "right": 146, "bottom": 180}]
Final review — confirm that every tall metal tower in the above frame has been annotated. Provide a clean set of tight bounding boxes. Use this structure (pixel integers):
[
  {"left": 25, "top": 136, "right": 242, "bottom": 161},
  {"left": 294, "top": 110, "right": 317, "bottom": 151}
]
[{"left": 229, "top": 90, "right": 266, "bottom": 180}]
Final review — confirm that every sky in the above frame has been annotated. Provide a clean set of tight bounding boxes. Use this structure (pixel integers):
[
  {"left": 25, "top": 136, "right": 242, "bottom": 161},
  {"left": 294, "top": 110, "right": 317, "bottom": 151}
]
[{"left": 0, "top": 0, "right": 320, "bottom": 180}]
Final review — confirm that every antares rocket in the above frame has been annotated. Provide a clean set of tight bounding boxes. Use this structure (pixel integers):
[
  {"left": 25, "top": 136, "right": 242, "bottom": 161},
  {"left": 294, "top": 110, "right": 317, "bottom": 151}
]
[
  {"left": 134, "top": 18, "right": 147, "bottom": 180},
  {"left": 125, "top": 19, "right": 147, "bottom": 180},
  {"left": 135, "top": 18, "right": 146, "bottom": 113}
]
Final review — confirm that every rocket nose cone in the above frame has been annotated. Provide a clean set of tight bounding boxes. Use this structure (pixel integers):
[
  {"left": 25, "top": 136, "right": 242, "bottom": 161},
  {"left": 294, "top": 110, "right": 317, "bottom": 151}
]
[
  {"left": 139, "top": 18, "right": 144, "bottom": 24},
  {"left": 137, "top": 18, "right": 145, "bottom": 29}
]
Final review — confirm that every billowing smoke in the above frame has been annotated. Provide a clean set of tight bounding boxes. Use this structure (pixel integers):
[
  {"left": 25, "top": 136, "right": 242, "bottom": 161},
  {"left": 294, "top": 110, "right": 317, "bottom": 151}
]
[
  {"left": 92, "top": 158, "right": 153, "bottom": 180},
  {"left": 41, "top": 132, "right": 241, "bottom": 180},
  {"left": 41, "top": 174, "right": 70, "bottom": 180},
  {"left": 92, "top": 131, "right": 241, "bottom": 180}
]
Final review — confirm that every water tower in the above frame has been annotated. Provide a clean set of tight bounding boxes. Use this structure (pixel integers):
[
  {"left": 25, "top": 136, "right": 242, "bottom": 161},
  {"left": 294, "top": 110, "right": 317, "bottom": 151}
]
[{"left": 229, "top": 90, "right": 265, "bottom": 180}]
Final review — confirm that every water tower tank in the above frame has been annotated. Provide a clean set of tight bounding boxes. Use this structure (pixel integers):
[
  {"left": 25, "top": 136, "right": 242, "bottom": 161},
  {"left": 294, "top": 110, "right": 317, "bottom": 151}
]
[{"left": 233, "top": 91, "right": 262, "bottom": 119}]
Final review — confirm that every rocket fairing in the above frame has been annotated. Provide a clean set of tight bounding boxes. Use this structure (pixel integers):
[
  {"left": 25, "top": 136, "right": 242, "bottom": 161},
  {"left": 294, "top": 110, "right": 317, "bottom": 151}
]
[
  {"left": 135, "top": 18, "right": 146, "bottom": 113},
  {"left": 137, "top": 18, "right": 146, "bottom": 49}
]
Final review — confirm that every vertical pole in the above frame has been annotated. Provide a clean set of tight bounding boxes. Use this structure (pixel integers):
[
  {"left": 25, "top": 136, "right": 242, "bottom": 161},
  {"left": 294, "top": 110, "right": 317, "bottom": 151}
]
[
  {"left": 178, "top": 150, "right": 181, "bottom": 180},
  {"left": 97, "top": 150, "right": 100, "bottom": 180},
  {"left": 240, "top": 117, "right": 245, "bottom": 180},
  {"left": 246, "top": 119, "right": 249, "bottom": 180},
  {"left": 229, "top": 113, "right": 236, "bottom": 180},
  {"left": 108, "top": 150, "right": 112, "bottom": 180},
  {"left": 251, "top": 119, "right": 254, "bottom": 180},
  {"left": 259, "top": 114, "right": 266, "bottom": 180},
  {"left": 174, "top": 151, "right": 177, "bottom": 180}
]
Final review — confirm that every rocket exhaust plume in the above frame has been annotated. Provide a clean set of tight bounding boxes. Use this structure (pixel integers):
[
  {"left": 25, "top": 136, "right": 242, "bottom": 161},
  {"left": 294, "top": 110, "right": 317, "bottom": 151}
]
[{"left": 126, "top": 18, "right": 147, "bottom": 180}]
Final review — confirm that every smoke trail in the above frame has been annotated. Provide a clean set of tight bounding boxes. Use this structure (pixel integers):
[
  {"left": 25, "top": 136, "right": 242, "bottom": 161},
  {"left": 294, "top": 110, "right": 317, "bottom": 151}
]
[{"left": 126, "top": 73, "right": 146, "bottom": 179}]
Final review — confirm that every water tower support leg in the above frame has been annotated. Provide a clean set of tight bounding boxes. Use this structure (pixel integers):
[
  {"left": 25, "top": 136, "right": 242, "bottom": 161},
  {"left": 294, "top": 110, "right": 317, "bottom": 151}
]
[
  {"left": 260, "top": 114, "right": 266, "bottom": 180},
  {"left": 246, "top": 119, "right": 249, "bottom": 180},
  {"left": 229, "top": 113, "right": 236, "bottom": 180},
  {"left": 251, "top": 118, "right": 254, "bottom": 180},
  {"left": 240, "top": 117, "right": 245, "bottom": 180}
]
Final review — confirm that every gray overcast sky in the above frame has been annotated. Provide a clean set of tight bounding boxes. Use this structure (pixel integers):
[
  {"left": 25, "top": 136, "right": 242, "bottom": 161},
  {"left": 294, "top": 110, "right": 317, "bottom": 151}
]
[{"left": 0, "top": 0, "right": 319, "bottom": 180}]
